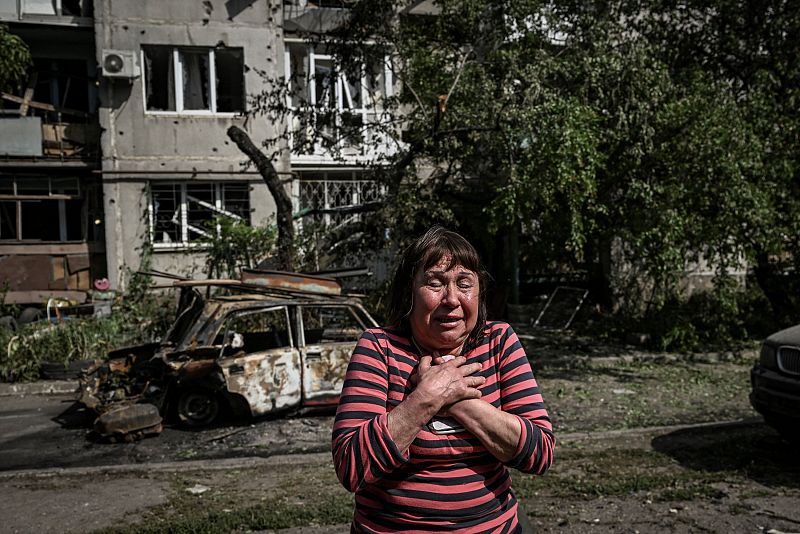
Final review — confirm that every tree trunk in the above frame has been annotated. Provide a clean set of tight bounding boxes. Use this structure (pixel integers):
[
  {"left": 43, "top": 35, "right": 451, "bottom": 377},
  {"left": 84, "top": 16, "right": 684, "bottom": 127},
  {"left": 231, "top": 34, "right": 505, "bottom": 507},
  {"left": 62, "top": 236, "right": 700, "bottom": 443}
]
[
  {"left": 753, "top": 250, "right": 795, "bottom": 326},
  {"left": 585, "top": 237, "right": 614, "bottom": 313},
  {"left": 226, "top": 125, "right": 295, "bottom": 271}
]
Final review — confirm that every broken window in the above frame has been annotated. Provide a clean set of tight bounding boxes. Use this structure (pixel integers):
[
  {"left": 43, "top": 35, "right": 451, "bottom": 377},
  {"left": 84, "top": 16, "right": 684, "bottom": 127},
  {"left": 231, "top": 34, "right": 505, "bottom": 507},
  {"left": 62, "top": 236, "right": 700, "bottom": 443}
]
[
  {"left": 150, "top": 182, "right": 251, "bottom": 248},
  {"left": 296, "top": 170, "right": 382, "bottom": 268},
  {"left": 0, "top": 201, "right": 17, "bottom": 240},
  {"left": 21, "top": 58, "right": 96, "bottom": 119},
  {"left": 218, "top": 307, "right": 293, "bottom": 354},
  {"left": 143, "top": 46, "right": 245, "bottom": 114},
  {"left": 143, "top": 47, "right": 174, "bottom": 112},
  {"left": 301, "top": 305, "right": 365, "bottom": 344},
  {"left": 215, "top": 48, "right": 245, "bottom": 113},
  {"left": 20, "top": 0, "right": 92, "bottom": 16},
  {"left": 0, "top": 176, "right": 84, "bottom": 242},
  {"left": 285, "top": 42, "right": 393, "bottom": 158}
]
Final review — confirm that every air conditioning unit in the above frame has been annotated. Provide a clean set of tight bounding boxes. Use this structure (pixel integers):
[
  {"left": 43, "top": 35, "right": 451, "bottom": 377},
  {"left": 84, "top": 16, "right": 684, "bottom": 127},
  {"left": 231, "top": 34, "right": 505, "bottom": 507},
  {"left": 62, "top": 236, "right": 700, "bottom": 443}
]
[{"left": 101, "top": 50, "right": 141, "bottom": 79}]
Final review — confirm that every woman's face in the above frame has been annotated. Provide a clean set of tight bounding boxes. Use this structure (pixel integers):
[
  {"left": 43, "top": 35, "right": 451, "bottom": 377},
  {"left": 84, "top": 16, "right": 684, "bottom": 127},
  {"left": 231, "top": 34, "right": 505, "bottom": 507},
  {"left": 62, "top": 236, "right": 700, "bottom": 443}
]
[{"left": 408, "top": 256, "right": 479, "bottom": 355}]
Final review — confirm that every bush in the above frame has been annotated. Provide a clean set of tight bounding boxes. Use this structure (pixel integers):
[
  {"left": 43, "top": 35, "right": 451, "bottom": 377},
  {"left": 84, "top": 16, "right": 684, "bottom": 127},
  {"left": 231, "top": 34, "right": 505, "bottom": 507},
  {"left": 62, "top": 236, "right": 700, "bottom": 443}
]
[
  {"left": 0, "top": 291, "right": 175, "bottom": 383},
  {"left": 0, "top": 310, "right": 170, "bottom": 382},
  {"left": 205, "top": 217, "right": 277, "bottom": 279},
  {"left": 632, "top": 280, "right": 772, "bottom": 352}
]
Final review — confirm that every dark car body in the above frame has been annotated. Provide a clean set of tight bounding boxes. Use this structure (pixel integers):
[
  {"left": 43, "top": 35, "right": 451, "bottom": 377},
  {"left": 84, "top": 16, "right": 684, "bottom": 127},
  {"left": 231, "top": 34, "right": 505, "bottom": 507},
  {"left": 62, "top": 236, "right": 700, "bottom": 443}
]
[
  {"left": 750, "top": 323, "right": 800, "bottom": 443},
  {"left": 79, "top": 271, "right": 378, "bottom": 440}
]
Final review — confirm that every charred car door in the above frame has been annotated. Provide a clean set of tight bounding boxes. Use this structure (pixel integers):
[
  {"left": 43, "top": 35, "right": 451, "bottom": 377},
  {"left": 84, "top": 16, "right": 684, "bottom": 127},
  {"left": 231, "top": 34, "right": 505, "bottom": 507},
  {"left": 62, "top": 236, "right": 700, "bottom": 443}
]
[
  {"left": 217, "top": 306, "right": 302, "bottom": 416},
  {"left": 298, "top": 304, "right": 368, "bottom": 405}
]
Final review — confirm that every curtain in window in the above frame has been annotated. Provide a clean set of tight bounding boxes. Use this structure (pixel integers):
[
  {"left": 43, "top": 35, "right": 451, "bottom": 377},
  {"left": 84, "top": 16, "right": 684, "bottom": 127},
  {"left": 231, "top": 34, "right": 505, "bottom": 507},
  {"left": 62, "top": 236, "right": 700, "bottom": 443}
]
[{"left": 182, "top": 51, "right": 210, "bottom": 110}]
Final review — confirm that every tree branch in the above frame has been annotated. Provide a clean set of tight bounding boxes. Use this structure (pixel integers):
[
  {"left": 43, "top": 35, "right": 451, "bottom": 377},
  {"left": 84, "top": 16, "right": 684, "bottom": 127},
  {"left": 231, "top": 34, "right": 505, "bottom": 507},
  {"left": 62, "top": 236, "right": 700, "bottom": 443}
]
[{"left": 227, "top": 125, "right": 295, "bottom": 270}]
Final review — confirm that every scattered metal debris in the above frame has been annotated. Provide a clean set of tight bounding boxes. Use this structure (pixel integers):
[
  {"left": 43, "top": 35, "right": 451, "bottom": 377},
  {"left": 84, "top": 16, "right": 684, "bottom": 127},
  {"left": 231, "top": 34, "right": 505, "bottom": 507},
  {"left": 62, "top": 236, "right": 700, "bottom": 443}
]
[{"left": 532, "top": 286, "right": 589, "bottom": 330}]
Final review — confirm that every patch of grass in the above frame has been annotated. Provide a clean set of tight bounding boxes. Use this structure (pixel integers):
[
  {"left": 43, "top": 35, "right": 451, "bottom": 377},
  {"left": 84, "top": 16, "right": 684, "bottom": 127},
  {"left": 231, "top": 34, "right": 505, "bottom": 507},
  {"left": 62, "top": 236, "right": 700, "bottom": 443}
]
[
  {"left": 95, "top": 494, "right": 353, "bottom": 534},
  {"left": 728, "top": 501, "right": 754, "bottom": 515},
  {"left": 540, "top": 359, "right": 754, "bottom": 432},
  {"left": 656, "top": 482, "right": 723, "bottom": 501},
  {"left": 92, "top": 465, "right": 354, "bottom": 533},
  {"left": 514, "top": 446, "right": 736, "bottom": 502}
]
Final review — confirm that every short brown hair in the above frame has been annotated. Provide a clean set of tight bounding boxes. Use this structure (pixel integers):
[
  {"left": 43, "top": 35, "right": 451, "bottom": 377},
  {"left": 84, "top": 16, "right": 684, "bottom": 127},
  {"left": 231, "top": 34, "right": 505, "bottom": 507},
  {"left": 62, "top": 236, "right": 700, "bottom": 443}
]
[{"left": 386, "top": 226, "right": 488, "bottom": 344}]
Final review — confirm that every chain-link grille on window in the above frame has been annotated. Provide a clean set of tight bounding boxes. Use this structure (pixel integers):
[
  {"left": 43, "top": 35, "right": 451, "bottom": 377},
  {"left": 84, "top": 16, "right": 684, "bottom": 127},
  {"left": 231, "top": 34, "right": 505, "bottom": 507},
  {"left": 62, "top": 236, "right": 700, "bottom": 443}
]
[
  {"left": 298, "top": 173, "right": 382, "bottom": 267},
  {"left": 299, "top": 176, "right": 380, "bottom": 228}
]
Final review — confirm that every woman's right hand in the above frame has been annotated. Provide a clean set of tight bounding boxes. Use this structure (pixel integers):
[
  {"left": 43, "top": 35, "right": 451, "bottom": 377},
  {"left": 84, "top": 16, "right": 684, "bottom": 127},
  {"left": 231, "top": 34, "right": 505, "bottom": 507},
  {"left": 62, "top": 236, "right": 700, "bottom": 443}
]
[{"left": 411, "top": 355, "right": 485, "bottom": 413}]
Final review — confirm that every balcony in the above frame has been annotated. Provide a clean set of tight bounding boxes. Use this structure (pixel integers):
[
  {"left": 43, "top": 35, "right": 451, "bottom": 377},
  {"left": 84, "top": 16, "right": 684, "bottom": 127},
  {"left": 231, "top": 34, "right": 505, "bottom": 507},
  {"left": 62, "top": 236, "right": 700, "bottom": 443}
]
[
  {"left": 0, "top": 0, "right": 93, "bottom": 26},
  {"left": 0, "top": 115, "right": 100, "bottom": 163},
  {"left": 0, "top": 61, "right": 100, "bottom": 164},
  {"left": 283, "top": 0, "right": 351, "bottom": 33}
]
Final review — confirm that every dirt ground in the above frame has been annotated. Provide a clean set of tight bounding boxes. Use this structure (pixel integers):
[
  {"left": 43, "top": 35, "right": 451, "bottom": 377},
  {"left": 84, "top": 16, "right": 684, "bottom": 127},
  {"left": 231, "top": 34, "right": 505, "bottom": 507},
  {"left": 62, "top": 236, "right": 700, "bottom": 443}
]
[
  {"left": 5, "top": 419, "right": 794, "bottom": 534},
  {"left": 524, "top": 421, "right": 800, "bottom": 533},
  {"left": 4, "top": 328, "right": 796, "bottom": 533}
]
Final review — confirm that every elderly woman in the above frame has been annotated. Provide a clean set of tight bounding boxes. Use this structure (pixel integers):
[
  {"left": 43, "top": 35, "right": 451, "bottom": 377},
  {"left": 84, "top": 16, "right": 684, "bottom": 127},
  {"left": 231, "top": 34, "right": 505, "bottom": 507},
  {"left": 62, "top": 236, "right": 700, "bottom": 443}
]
[{"left": 332, "top": 226, "right": 555, "bottom": 533}]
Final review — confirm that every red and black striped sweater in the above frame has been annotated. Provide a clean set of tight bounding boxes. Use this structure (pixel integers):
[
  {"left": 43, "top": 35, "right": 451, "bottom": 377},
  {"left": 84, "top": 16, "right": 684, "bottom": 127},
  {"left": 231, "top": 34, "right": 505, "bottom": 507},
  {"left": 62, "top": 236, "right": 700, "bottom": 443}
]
[{"left": 332, "top": 322, "right": 555, "bottom": 533}]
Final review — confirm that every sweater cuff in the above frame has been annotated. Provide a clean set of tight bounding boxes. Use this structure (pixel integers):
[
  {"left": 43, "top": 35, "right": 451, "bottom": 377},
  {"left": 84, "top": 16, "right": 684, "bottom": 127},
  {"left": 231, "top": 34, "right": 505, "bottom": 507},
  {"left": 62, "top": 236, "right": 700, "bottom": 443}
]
[
  {"left": 508, "top": 416, "right": 535, "bottom": 469},
  {"left": 375, "top": 412, "right": 411, "bottom": 466}
]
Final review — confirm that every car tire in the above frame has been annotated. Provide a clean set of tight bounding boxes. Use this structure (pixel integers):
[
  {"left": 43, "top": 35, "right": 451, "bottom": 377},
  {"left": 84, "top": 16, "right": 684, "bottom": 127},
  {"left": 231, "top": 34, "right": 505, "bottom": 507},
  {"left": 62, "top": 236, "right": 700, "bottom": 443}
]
[
  {"left": 176, "top": 389, "right": 220, "bottom": 427},
  {"left": 0, "top": 315, "right": 17, "bottom": 332},
  {"left": 18, "top": 307, "right": 44, "bottom": 325}
]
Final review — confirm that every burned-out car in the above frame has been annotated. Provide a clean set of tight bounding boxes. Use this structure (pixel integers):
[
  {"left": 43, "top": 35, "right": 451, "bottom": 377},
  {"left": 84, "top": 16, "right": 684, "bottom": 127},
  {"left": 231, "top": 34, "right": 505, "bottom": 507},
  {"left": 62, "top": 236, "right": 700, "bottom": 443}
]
[
  {"left": 79, "top": 270, "right": 378, "bottom": 440},
  {"left": 750, "top": 323, "right": 800, "bottom": 443}
]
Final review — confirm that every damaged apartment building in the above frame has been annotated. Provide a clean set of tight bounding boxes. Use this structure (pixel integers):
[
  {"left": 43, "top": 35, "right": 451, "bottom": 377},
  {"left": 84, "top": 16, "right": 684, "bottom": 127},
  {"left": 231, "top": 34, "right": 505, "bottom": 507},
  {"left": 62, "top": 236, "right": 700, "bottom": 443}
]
[{"left": 0, "top": 0, "right": 390, "bottom": 314}]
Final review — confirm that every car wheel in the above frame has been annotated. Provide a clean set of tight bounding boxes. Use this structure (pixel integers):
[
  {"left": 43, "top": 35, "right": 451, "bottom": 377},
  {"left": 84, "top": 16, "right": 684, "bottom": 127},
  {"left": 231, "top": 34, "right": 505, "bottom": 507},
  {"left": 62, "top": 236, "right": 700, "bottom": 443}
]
[{"left": 176, "top": 389, "right": 220, "bottom": 427}]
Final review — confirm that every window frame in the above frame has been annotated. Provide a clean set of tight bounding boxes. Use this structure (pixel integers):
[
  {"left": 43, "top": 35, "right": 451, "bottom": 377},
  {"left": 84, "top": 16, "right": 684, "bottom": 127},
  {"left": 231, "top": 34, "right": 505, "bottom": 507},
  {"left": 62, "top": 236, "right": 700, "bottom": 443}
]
[
  {"left": 284, "top": 40, "right": 395, "bottom": 162},
  {"left": 148, "top": 181, "right": 251, "bottom": 250},
  {"left": 141, "top": 46, "right": 245, "bottom": 117},
  {"left": 0, "top": 176, "right": 84, "bottom": 243}
]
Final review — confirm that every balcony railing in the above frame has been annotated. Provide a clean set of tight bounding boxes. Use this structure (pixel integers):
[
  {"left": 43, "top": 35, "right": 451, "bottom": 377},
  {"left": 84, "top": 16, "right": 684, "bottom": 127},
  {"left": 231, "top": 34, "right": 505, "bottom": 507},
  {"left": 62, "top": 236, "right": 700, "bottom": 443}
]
[
  {"left": 283, "top": 0, "right": 351, "bottom": 25},
  {"left": 0, "top": 115, "right": 100, "bottom": 161}
]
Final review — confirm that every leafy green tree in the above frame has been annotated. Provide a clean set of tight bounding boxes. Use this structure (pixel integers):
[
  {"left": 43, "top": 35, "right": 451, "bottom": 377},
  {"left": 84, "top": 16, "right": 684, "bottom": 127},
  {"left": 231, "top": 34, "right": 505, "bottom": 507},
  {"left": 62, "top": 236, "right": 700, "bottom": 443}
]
[
  {"left": 205, "top": 217, "right": 277, "bottom": 279},
  {"left": 0, "top": 23, "right": 32, "bottom": 99},
  {"left": 290, "top": 0, "right": 800, "bottom": 320},
  {"left": 247, "top": 0, "right": 799, "bottom": 326},
  {"left": 633, "top": 0, "right": 800, "bottom": 323}
]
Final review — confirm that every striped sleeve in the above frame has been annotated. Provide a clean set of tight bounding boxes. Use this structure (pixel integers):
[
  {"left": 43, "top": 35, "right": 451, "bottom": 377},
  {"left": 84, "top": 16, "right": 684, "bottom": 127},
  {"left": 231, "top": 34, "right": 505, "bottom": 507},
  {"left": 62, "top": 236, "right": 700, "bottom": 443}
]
[
  {"left": 495, "top": 324, "right": 556, "bottom": 474},
  {"left": 331, "top": 329, "right": 409, "bottom": 492}
]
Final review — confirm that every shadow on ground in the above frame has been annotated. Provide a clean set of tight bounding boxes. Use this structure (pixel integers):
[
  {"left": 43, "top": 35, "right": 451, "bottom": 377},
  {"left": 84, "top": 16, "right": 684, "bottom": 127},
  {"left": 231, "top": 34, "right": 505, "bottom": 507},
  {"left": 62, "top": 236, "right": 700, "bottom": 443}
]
[
  {"left": 651, "top": 420, "right": 800, "bottom": 490},
  {"left": 52, "top": 400, "right": 94, "bottom": 429}
]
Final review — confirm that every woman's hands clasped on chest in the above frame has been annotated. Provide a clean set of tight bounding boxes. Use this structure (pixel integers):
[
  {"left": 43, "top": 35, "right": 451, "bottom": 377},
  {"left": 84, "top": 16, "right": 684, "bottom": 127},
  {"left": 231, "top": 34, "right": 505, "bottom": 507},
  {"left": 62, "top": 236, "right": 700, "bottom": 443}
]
[{"left": 410, "top": 355, "right": 486, "bottom": 415}]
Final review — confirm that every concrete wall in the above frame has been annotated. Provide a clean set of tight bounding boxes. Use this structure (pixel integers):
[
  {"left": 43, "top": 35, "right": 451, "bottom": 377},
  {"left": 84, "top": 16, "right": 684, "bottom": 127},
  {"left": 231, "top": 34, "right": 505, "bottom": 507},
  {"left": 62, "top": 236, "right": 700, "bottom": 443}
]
[
  {"left": 94, "top": 0, "right": 290, "bottom": 288},
  {"left": 102, "top": 175, "right": 277, "bottom": 284}
]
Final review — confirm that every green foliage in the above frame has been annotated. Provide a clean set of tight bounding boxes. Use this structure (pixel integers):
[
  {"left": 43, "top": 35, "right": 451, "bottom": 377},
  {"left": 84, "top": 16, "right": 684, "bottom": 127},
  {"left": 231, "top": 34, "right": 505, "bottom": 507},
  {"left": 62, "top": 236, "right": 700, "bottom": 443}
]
[
  {"left": 0, "top": 245, "right": 174, "bottom": 383},
  {"left": 0, "top": 300, "right": 175, "bottom": 382},
  {"left": 203, "top": 217, "right": 277, "bottom": 279},
  {"left": 632, "top": 280, "right": 772, "bottom": 353},
  {"left": 0, "top": 315, "right": 159, "bottom": 382},
  {"left": 0, "top": 281, "right": 19, "bottom": 319},
  {"left": 118, "top": 242, "right": 175, "bottom": 334},
  {"left": 215, "top": 0, "right": 800, "bottom": 345},
  {"left": 0, "top": 23, "right": 31, "bottom": 97}
]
